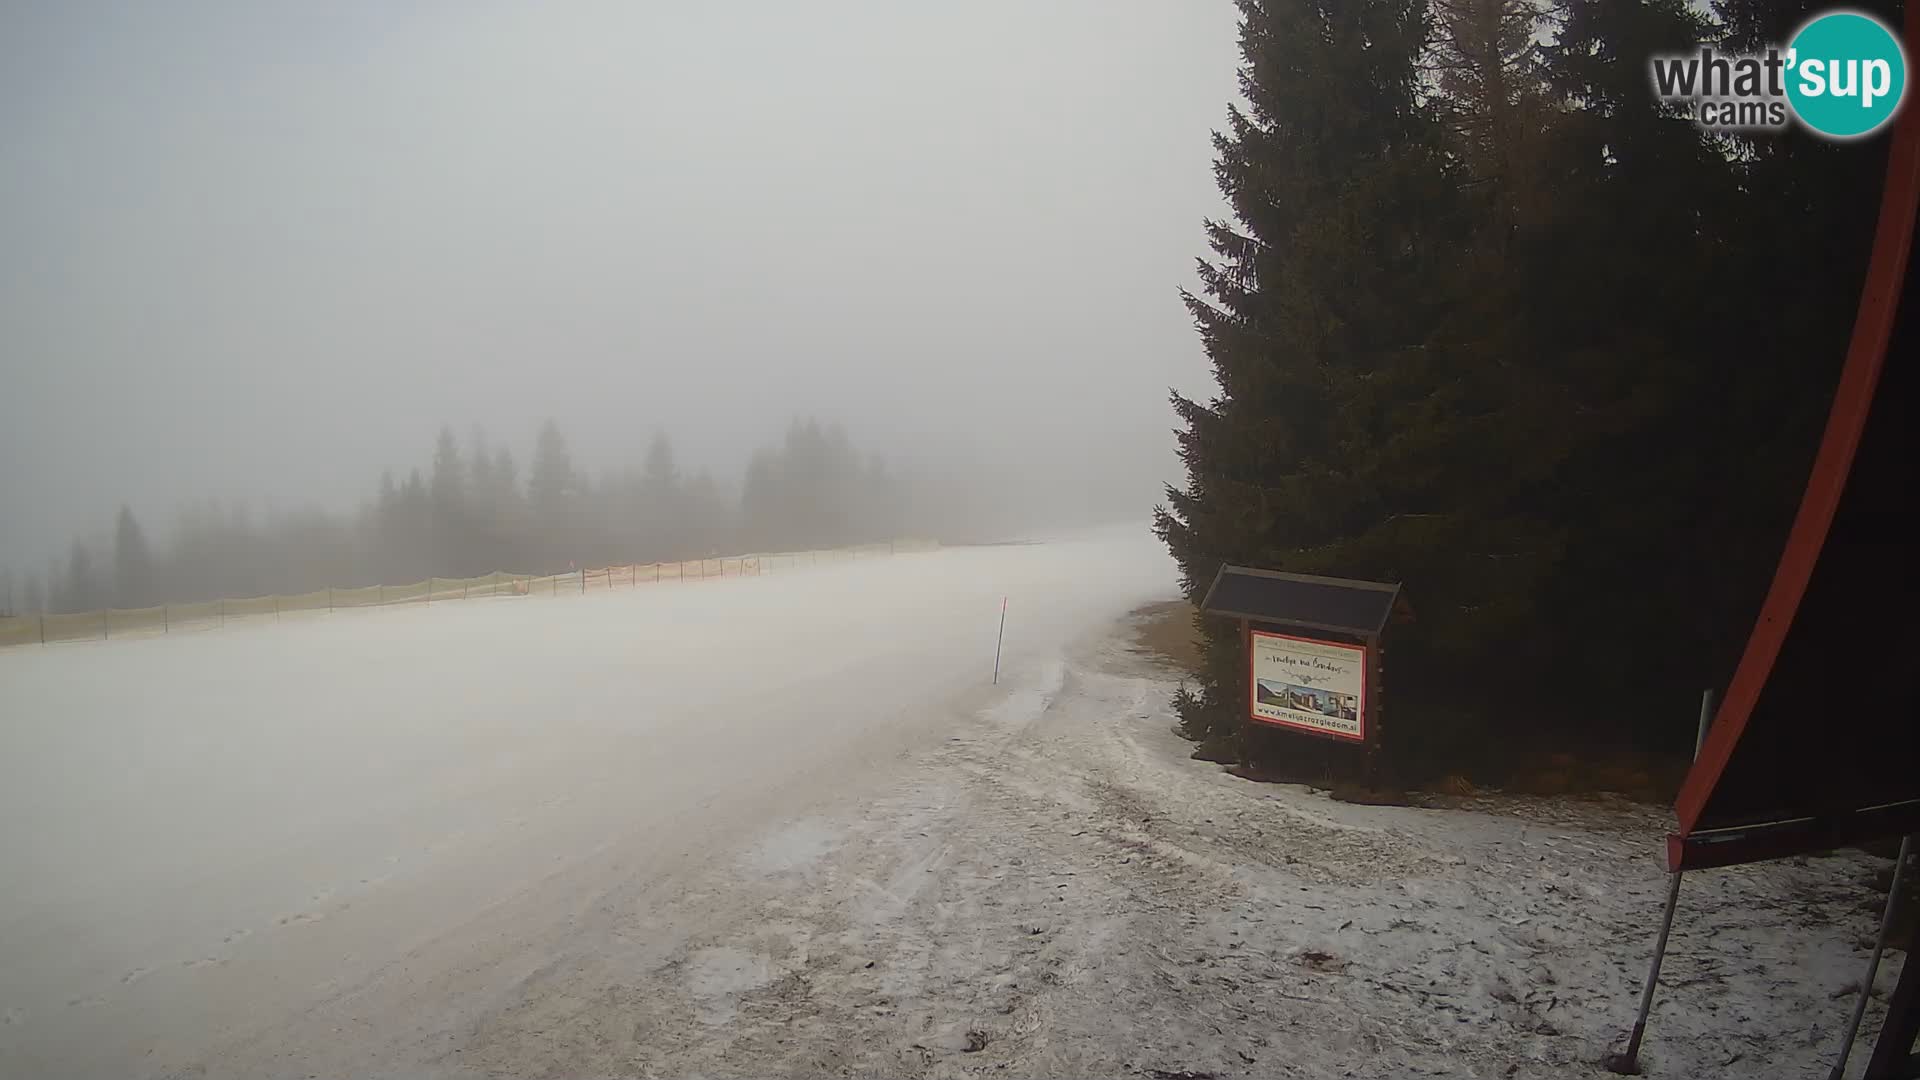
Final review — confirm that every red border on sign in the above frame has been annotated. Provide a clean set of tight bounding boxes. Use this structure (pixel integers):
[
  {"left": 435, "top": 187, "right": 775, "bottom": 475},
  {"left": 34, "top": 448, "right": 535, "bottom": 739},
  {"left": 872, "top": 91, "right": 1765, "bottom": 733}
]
[{"left": 1247, "top": 629, "right": 1369, "bottom": 743}]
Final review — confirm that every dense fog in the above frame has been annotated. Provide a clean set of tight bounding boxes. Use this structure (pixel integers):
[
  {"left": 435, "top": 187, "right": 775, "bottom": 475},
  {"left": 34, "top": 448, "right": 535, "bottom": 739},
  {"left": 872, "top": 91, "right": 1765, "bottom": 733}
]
[{"left": 0, "top": 2, "right": 1239, "bottom": 611}]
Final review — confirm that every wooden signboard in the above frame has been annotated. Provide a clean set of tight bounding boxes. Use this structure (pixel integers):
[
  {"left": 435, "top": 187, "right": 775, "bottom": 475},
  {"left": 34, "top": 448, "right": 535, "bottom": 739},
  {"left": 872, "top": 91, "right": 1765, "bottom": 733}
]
[{"left": 1200, "top": 565, "right": 1408, "bottom": 757}]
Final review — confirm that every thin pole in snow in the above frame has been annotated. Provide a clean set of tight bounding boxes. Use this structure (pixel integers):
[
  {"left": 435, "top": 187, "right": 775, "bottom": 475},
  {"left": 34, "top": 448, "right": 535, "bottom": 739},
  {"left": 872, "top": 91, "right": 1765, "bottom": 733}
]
[
  {"left": 1829, "top": 833, "right": 1915, "bottom": 1080},
  {"left": 1607, "top": 870, "right": 1684, "bottom": 1075},
  {"left": 1606, "top": 688, "right": 1715, "bottom": 1075},
  {"left": 993, "top": 597, "right": 1007, "bottom": 685}
]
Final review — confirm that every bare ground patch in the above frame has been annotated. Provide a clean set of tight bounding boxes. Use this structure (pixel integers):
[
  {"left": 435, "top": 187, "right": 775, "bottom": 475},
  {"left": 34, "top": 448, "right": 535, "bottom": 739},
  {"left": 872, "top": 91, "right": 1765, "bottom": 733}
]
[{"left": 1124, "top": 600, "right": 1202, "bottom": 675}]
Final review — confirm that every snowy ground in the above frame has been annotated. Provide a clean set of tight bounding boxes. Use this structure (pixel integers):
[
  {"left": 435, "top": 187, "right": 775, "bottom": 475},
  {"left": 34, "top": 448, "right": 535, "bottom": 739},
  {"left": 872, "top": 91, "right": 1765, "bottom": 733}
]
[{"left": 0, "top": 529, "right": 1902, "bottom": 1079}]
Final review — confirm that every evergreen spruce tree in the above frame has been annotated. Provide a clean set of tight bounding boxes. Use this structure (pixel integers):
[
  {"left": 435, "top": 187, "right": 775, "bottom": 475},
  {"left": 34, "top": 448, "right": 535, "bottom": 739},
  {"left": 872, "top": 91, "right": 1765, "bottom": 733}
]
[
  {"left": 1525, "top": 0, "right": 1750, "bottom": 746},
  {"left": 112, "top": 505, "right": 155, "bottom": 608},
  {"left": 429, "top": 426, "right": 471, "bottom": 575},
  {"left": 529, "top": 419, "right": 578, "bottom": 568},
  {"left": 641, "top": 432, "right": 683, "bottom": 557},
  {"left": 1156, "top": 0, "right": 1458, "bottom": 770},
  {"left": 61, "top": 539, "right": 103, "bottom": 614}
]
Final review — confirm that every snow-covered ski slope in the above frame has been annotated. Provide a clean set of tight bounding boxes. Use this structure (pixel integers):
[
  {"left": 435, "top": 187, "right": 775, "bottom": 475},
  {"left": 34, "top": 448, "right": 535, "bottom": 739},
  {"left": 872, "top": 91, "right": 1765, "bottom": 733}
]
[
  {"left": 1, "top": 525, "right": 1897, "bottom": 1079},
  {"left": 0, "top": 527, "right": 1175, "bottom": 1078}
]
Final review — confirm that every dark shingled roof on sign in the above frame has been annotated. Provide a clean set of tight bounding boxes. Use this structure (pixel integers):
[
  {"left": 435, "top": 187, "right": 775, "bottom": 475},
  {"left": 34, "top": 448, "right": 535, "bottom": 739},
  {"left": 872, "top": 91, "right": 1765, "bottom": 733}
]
[{"left": 1198, "top": 565, "right": 1402, "bottom": 638}]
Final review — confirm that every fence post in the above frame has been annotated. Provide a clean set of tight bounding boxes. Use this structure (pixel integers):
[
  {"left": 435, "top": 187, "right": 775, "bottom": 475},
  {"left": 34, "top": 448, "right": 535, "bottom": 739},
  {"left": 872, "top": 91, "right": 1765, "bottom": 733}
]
[
  {"left": 274, "top": 594, "right": 280, "bottom": 621},
  {"left": 103, "top": 608, "right": 109, "bottom": 640},
  {"left": 163, "top": 605, "right": 169, "bottom": 634},
  {"left": 464, "top": 579, "right": 469, "bottom": 600},
  {"left": 40, "top": 612, "right": 45, "bottom": 645},
  {"left": 219, "top": 599, "right": 225, "bottom": 627}
]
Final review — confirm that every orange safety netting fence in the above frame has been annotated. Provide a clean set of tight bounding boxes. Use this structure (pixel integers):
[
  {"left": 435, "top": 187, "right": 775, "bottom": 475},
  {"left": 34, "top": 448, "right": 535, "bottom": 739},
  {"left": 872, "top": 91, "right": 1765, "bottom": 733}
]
[{"left": 0, "top": 539, "right": 938, "bottom": 648}]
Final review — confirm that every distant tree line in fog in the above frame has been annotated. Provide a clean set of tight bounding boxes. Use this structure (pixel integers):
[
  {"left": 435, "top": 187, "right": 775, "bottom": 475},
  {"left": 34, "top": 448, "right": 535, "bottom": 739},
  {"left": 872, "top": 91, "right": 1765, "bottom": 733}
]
[{"left": 5, "top": 417, "right": 907, "bottom": 614}]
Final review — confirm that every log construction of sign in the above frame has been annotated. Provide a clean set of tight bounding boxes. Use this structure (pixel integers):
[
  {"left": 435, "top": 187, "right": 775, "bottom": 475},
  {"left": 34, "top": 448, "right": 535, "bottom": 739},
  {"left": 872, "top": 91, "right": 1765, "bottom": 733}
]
[{"left": 1248, "top": 630, "right": 1367, "bottom": 741}]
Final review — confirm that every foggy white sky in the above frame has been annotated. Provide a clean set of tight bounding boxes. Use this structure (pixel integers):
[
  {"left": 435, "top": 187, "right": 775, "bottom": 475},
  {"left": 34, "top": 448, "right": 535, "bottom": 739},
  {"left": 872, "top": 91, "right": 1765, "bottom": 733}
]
[{"left": 0, "top": 1, "right": 1238, "bottom": 574}]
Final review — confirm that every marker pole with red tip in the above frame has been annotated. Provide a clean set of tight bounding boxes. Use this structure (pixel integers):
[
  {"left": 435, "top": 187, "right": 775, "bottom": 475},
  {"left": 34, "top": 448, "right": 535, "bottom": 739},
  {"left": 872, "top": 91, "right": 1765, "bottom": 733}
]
[{"left": 993, "top": 598, "right": 1007, "bottom": 685}]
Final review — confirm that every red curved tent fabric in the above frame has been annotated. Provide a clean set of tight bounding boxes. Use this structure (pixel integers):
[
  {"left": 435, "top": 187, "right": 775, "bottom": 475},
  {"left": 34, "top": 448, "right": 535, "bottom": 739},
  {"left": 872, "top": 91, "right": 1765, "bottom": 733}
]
[{"left": 1667, "top": 8, "right": 1920, "bottom": 875}]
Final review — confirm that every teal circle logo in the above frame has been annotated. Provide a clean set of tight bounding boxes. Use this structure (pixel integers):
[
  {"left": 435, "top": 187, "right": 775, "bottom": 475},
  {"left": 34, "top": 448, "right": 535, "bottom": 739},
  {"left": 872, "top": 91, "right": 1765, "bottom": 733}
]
[{"left": 1785, "top": 11, "right": 1908, "bottom": 139}]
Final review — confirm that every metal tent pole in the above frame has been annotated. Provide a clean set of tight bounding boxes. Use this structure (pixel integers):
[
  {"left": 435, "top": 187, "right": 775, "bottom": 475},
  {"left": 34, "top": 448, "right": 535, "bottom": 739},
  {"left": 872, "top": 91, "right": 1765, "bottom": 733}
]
[
  {"left": 1607, "top": 689, "right": 1716, "bottom": 1075},
  {"left": 1864, "top": 907, "right": 1920, "bottom": 1079},
  {"left": 1831, "top": 834, "right": 1915, "bottom": 1080}
]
